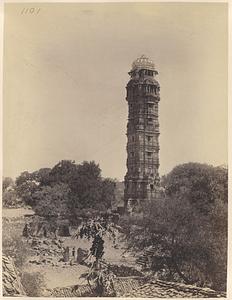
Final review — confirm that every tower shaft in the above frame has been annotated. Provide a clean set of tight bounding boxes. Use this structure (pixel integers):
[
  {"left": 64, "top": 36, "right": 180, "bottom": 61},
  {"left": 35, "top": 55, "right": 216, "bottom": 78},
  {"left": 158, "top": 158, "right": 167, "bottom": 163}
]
[{"left": 124, "top": 55, "right": 160, "bottom": 209}]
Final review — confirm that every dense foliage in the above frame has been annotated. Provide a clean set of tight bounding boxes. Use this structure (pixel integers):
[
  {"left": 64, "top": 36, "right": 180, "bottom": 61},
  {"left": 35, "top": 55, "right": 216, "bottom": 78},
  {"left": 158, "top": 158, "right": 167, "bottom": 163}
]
[
  {"left": 77, "top": 217, "right": 119, "bottom": 296},
  {"left": 21, "top": 272, "right": 46, "bottom": 297},
  {"left": 120, "top": 163, "right": 227, "bottom": 291},
  {"left": 2, "top": 177, "right": 22, "bottom": 207},
  {"left": 3, "top": 177, "right": 14, "bottom": 191},
  {"left": 14, "top": 160, "right": 116, "bottom": 217}
]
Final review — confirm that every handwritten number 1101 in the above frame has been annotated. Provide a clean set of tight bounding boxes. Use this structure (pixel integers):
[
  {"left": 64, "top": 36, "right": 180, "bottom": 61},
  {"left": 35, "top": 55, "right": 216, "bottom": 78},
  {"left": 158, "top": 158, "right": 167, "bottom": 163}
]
[{"left": 21, "top": 8, "right": 40, "bottom": 15}]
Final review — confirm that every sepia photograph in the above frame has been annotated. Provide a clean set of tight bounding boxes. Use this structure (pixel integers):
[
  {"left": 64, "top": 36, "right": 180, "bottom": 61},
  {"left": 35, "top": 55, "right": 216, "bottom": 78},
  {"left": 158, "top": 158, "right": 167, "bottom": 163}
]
[{"left": 2, "top": 2, "right": 229, "bottom": 298}]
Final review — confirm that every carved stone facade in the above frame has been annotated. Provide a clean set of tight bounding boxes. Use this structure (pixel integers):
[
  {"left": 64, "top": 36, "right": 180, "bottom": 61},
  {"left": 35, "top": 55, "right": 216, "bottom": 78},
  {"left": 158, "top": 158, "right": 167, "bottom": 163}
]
[{"left": 124, "top": 55, "right": 160, "bottom": 209}]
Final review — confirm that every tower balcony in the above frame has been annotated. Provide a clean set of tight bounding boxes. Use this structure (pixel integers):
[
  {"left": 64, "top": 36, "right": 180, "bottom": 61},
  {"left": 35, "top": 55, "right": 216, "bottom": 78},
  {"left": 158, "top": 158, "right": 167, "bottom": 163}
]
[
  {"left": 143, "top": 92, "right": 160, "bottom": 100},
  {"left": 146, "top": 98, "right": 156, "bottom": 104},
  {"left": 154, "top": 127, "right": 160, "bottom": 133},
  {"left": 132, "top": 143, "right": 159, "bottom": 149},
  {"left": 132, "top": 158, "right": 159, "bottom": 165},
  {"left": 132, "top": 111, "right": 158, "bottom": 118},
  {"left": 135, "top": 124, "right": 145, "bottom": 130},
  {"left": 146, "top": 112, "right": 158, "bottom": 118},
  {"left": 144, "top": 129, "right": 160, "bottom": 135},
  {"left": 145, "top": 145, "right": 160, "bottom": 151},
  {"left": 126, "top": 91, "right": 160, "bottom": 100},
  {"left": 144, "top": 91, "right": 158, "bottom": 97},
  {"left": 137, "top": 157, "right": 159, "bottom": 167}
]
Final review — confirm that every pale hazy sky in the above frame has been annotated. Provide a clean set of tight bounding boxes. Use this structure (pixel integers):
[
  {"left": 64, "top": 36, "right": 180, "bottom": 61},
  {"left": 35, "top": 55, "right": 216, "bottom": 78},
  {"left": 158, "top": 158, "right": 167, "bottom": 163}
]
[{"left": 3, "top": 3, "right": 228, "bottom": 180}]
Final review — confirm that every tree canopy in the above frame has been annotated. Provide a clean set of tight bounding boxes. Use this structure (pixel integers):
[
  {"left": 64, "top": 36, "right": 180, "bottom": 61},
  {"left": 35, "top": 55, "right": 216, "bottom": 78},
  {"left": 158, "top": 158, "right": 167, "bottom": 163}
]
[
  {"left": 3, "top": 177, "right": 14, "bottom": 192},
  {"left": 15, "top": 160, "right": 116, "bottom": 217},
  {"left": 162, "top": 162, "right": 227, "bottom": 214},
  {"left": 120, "top": 163, "right": 227, "bottom": 291},
  {"left": 2, "top": 177, "right": 22, "bottom": 207}
]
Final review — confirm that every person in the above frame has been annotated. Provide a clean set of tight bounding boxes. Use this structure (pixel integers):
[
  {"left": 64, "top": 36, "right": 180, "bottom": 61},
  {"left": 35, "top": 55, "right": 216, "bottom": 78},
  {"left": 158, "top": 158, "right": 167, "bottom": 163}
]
[
  {"left": 43, "top": 226, "right": 47, "bottom": 238},
  {"left": 63, "top": 246, "right": 69, "bottom": 262},
  {"left": 22, "top": 223, "right": 29, "bottom": 237}
]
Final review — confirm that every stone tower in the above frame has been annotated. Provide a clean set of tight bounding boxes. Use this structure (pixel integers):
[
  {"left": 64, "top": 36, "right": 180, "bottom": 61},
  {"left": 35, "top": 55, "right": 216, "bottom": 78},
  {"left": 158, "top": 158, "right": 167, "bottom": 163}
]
[{"left": 124, "top": 55, "right": 160, "bottom": 210}]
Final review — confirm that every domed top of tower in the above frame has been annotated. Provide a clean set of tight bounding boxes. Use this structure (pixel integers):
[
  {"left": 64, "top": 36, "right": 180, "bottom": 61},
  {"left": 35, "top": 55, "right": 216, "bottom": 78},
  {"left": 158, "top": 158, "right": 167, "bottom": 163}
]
[{"left": 131, "top": 55, "right": 156, "bottom": 71}]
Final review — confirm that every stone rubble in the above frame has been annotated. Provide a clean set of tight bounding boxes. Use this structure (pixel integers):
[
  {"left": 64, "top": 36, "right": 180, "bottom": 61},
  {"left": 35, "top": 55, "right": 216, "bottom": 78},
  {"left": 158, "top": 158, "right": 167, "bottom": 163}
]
[
  {"left": 47, "top": 275, "right": 226, "bottom": 298},
  {"left": 122, "top": 279, "right": 226, "bottom": 298},
  {"left": 27, "top": 237, "right": 64, "bottom": 266},
  {"left": 2, "top": 255, "right": 26, "bottom": 297}
]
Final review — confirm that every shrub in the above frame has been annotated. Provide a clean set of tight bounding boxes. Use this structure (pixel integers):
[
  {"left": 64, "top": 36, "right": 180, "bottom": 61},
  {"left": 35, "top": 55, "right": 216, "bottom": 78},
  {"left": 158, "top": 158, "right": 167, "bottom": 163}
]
[
  {"left": 2, "top": 218, "right": 32, "bottom": 270},
  {"left": 21, "top": 272, "right": 46, "bottom": 296}
]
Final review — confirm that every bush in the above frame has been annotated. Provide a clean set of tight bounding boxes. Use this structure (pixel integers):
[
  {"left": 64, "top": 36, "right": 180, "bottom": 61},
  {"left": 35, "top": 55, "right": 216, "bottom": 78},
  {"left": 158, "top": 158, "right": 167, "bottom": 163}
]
[
  {"left": 121, "top": 163, "right": 227, "bottom": 291},
  {"left": 108, "top": 264, "right": 143, "bottom": 277},
  {"left": 21, "top": 272, "right": 46, "bottom": 296},
  {"left": 2, "top": 218, "right": 32, "bottom": 270}
]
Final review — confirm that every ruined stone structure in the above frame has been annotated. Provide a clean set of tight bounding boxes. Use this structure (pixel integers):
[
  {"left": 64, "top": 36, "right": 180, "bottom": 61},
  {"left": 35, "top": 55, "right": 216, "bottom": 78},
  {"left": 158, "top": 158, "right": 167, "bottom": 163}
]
[
  {"left": 63, "top": 246, "right": 88, "bottom": 264},
  {"left": 124, "top": 55, "right": 160, "bottom": 209}
]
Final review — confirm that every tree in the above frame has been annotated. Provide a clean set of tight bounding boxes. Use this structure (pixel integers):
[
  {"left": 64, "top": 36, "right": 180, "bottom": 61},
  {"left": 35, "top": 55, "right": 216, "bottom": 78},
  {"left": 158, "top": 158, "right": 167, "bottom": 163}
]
[
  {"left": 15, "top": 171, "right": 40, "bottom": 206},
  {"left": 2, "top": 189, "right": 19, "bottom": 207},
  {"left": 161, "top": 163, "right": 228, "bottom": 290},
  {"left": 2, "top": 177, "right": 22, "bottom": 207},
  {"left": 48, "top": 160, "right": 76, "bottom": 186},
  {"left": 68, "top": 161, "right": 114, "bottom": 213},
  {"left": 3, "top": 177, "right": 14, "bottom": 192},
  {"left": 15, "top": 160, "right": 116, "bottom": 216},
  {"left": 121, "top": 163, "right": 227, "bottom": 291},
  {"left": 77, "top": 216, "right": 118, "bottom": 296},
  {"left": 35, "top": 168, "right": 52, "bottom": 186},
  {"left": 33, "top": 183, "right": 71, "bottom": 217},
  {"left": 100, "top": 178, "right": 116, "bottom": 210},
  {"left": 162, "top": 163, "right": 227, "bottom": 214}
]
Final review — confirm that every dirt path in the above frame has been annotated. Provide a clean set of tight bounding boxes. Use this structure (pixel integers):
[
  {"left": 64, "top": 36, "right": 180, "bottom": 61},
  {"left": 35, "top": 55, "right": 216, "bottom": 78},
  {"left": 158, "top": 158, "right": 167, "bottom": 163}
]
[
  {"left": 24, "top": 263, "right": 89, "bottom": 288},
  {"left": 23, "top": 235, "right": 136, "bottom": 289},
  {"left": 2, "top": 207, "right": 34, "bottom": 219}
]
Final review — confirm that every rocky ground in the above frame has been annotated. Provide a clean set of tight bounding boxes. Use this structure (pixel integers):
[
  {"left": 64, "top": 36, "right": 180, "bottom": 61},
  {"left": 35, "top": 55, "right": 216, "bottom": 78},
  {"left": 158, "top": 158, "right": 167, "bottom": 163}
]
[
  {"left": 2, "top": 207, "right": 137, "bottom": 292},
  {"left": 23, "top": 234, "right": 137, "bottom": 288},
  {"left": 2, "top": 207, "right": 226, "bottom": 298}
]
